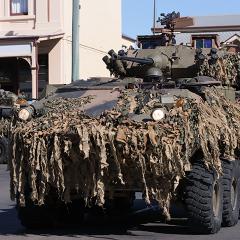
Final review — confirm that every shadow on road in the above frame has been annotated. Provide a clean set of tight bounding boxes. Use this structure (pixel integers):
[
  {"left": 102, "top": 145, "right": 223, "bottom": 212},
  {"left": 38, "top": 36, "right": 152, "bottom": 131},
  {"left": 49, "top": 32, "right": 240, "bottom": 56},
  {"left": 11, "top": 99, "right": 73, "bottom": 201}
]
[
  {"left": 138, "top": 222, "right": 200, "bottom": 236},
  {"left": 0, "top": 206, "right": 24, "bottom": 235},
  {"left": 0, "top": 206, "right": 200, "bottom": 237}
]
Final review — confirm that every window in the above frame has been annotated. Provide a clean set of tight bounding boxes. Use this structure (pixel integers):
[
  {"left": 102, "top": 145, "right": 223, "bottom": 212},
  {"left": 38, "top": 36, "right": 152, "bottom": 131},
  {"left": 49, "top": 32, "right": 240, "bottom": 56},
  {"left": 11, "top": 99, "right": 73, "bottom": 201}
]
[
  {"left": 140, "top": 40, "right": 162, "bottom": 49},
  {"left": 10, "top": 0, "right": 28, "bottom": 15},
  {"left": 192, "top": 35, "right": 219, "bottom": 49},
  {"left": 195, "top": 38, "right": 213, "bottom": 49}
]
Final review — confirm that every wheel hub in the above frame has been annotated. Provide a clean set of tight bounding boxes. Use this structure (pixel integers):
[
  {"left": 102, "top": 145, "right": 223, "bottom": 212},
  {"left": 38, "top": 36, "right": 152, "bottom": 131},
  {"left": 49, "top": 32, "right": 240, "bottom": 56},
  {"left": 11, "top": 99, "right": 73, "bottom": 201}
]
[
  {"left": 0, "top": 144, "right": 3, "bottom": 157},
  {"left": 212, "top": 181, "right": 220, "bottom": 217},
  {"left": 231, "top": 179, "right": 237, "bottom": 210}
]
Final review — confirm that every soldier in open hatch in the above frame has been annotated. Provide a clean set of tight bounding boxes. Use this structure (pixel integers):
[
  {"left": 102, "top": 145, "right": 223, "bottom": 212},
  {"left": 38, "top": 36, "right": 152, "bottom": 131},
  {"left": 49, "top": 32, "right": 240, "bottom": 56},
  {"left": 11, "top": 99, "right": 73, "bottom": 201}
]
[{"left": 8, "top": 13, "right": 240, "bottom": 234}]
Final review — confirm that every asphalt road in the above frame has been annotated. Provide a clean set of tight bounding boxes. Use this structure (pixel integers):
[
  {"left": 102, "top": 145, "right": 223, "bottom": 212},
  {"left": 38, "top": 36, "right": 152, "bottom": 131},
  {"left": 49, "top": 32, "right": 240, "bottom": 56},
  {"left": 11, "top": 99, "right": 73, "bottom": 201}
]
[{"left": 1, "top": 164, "right": 240, "bottom": 240}]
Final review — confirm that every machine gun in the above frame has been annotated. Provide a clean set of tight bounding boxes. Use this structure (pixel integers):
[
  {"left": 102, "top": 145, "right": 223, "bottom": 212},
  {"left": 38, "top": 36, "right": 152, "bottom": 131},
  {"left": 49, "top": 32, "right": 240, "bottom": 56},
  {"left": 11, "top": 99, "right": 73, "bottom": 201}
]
[
  {"left": 103, "top": 48, "right": 172, "bottom": 81},
  {"left": 106, "top": 49, "right": 154, "bottom": 65},
  {"left": 158, "top": 11, "right": 181, "bottom": 30},
  {"left": 156, "top": 11, "right": 181, "bottom": 46}
]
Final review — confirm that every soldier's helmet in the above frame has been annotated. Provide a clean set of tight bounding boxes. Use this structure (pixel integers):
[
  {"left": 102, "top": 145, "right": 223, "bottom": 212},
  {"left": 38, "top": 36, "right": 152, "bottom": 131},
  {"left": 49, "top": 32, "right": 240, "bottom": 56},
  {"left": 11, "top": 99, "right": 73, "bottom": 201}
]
[
  {"left": 144, "top": 67, "right": 163, "bottom": 82},
  {"left": 210, "top": 48, "right": 218, "bottom": 60}
]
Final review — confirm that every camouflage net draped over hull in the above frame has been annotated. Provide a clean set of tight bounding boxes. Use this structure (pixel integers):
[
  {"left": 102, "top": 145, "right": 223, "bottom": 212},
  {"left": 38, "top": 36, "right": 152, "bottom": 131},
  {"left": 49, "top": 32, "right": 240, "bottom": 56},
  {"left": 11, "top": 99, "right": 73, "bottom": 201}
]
[
  {"left": 9, "top": 88, "right": 240, "bottom": 219},
  {"left": 0, "top": 119, "right": 11, "bottom": 136},
  {"left": 197, "top": 53, "right": 240, "bottom": 86}
]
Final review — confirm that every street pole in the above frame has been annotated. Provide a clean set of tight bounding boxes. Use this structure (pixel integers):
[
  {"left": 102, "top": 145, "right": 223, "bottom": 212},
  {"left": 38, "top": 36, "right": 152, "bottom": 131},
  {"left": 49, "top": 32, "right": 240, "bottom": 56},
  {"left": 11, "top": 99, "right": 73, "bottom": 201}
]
[
  {"left": 72, "top": 0, "right": 80, "bottom": 82},
  {"left": 153, "top": 0, "right": 156, "bottom": 35}
]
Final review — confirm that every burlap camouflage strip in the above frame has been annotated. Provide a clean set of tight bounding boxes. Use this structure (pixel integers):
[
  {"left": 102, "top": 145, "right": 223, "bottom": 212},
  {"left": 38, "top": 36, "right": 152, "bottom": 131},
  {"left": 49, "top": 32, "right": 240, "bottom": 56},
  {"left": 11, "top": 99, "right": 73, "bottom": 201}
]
[
  {"left": 0, "top": 119, "right": 10, "bottom": 135},
  {"left": 8, "top": 88, "right": 240, "bottom": 219},
  {"left": 196, "top": 53, "right": 240, "bottom": 86}
]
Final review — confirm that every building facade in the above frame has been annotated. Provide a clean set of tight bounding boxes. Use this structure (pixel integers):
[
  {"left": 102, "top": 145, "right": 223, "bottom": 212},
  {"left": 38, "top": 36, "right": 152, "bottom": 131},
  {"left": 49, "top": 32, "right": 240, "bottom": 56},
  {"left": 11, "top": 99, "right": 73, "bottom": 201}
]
[
  {"left": 0, "top": 0, "right": 122, "bottom": 99},
  {"left": 122, "top": 34, "right": 136, "bottom": 49},
  {"left": 154, "top": 15, "right": 240, "bottom": 52}
]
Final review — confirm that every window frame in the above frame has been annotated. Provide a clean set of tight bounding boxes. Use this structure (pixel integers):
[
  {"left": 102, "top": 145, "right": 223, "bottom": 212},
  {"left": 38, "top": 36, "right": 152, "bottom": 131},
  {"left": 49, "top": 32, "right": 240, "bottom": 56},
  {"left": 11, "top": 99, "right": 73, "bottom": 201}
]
[
  {"left": 10, "top": 0, "right": 29, "bottom": 16},
  {"left": 191, "top": 34, "right": 219, "bottom": 49},
  {"left": 195, "top": 38, "right": 213, "bottom": 49}
]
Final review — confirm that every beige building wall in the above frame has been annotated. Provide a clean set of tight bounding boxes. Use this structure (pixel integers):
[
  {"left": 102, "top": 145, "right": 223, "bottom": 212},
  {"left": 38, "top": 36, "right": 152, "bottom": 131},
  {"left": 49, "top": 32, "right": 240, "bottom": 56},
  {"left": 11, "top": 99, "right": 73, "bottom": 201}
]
[
  {"left": 60, "top": 0, "right": 122, "bottom": 82},
  {"left": 0, "top": 0, "right": 122, "bottom": 95},
  {"left": 0, "top": 0, "right": 62, "bottom": 33},
  {"left": 79, "top": 0, "right": 122, "bottom": 79},
  {"left": 122, "top": 35, "right": 136, "bottom": 49},
  {"left": 0, "top": 0, "right": 65, "bottom": 95}
]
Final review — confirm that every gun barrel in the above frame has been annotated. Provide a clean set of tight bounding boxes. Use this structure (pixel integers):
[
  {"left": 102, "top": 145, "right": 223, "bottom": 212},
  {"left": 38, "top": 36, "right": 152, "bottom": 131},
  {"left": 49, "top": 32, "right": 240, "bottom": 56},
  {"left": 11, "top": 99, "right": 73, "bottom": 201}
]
[{"left": 119, "top": 56, "right": 154, "bottom": 65}]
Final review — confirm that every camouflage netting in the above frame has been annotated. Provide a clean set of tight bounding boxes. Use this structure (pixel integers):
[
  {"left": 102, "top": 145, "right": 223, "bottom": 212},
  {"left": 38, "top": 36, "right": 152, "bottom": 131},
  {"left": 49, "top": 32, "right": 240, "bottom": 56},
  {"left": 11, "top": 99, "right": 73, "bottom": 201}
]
[
  {"left": 9, "top": 87, "right": 240, "bottom": 219},
  {"left": 0, "top": 89, "right": 27, "bottom": 139},
  {"left": 0, "top": 119, "right": 11, "bottom": 138},
  {"left": 197, "top": 52, "right": 240, "bottom": 86}
]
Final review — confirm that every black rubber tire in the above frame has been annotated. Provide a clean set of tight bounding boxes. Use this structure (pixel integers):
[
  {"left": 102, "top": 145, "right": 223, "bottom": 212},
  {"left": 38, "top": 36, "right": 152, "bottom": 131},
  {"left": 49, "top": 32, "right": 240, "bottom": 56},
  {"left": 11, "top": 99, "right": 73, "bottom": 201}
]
[
  {"left": 105, "top": 192, "right": 135, "bottom": 216},
  {"left": 18, "top": 199, "right": 85, "bottom": 229},
  {"left": 0, "top": 136, "right": 9, "bottom": 164},
  {"left": 17, "top": 184, "right": 85, "bottom": 229},
  {"left": 17, "top": 184, "right": 58, "bottom": 229},
  {"left": 17, "top": 201, "right": 57, "bottom": 229},
  {"left": 222, "top": 160, "right": 240, "bottom": 227},
  {"left": 58, "top": 199, "right": 85, "bottom": 225},
  {"left": 185, "top": 163, "right": 223, "bottom": 234}
]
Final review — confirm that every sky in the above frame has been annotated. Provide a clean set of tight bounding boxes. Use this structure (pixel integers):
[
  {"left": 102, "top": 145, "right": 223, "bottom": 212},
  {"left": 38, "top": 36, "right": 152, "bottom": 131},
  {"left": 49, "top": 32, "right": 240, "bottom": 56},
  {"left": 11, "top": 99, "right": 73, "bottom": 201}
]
[{"left": 122, "top": 0, "right": 240, "bottom": 39}]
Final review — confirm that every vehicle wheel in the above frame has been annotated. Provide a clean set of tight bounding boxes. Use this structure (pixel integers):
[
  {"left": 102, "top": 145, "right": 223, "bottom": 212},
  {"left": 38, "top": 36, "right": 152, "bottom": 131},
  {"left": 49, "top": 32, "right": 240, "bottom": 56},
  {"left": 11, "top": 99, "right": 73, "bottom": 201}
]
[
  {"left": 59, "top": 199, "right": 85, "bottom": 225},
  {"left": 17, "top": 193, "right": 59, "bottom": 229},
  {"left": 105, "top": 192, "right": 135, "bottom": 216},
  {"left": 222, "top": 160, "right": 240, "bottom": 227},
  {"left": 185, "top": 162, "right": 223, "bottom": 234},
  {"left": 0, "top": 136, "right": 9, "bottom": 164},
  {"left": 17, "top": 190, "right": 85, "bottom": 229},
  {"left": 18, "top": 203, "right": 57, "bottom": 229}
]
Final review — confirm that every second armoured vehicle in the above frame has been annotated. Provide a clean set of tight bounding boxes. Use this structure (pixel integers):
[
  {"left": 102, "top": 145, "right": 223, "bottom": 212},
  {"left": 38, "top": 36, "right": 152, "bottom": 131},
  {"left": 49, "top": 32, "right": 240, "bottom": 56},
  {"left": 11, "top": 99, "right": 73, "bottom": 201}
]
[
  {"left": 9, "top": 12, "right": 240, "bottom": 234},
  {"left": 0, "top": 89, "right": 28, "bottom": 164}
]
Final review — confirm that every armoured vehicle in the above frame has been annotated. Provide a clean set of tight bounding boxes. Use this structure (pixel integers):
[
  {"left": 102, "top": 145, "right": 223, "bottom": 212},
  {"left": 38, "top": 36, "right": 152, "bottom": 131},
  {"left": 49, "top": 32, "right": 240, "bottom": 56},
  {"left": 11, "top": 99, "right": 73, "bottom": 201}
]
[
  {"left": 9, "top": 13, "right": 240, "bottom": 234},
  {"left": 0, "top": 90, "right": 28, "bottom": 164}
]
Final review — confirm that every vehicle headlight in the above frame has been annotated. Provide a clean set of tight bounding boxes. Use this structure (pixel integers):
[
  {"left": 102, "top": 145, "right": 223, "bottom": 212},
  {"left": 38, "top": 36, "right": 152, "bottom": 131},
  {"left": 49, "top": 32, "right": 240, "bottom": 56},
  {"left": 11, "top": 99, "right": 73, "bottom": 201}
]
[
  {"left": 18, "top": 108, "right": 33, "bottom": 121},
  {"left": 151, "top": 108, "right": 165, "bottom": 121},
  {"left": 16, "top": 98, "right": 28, "bottom": 106}
]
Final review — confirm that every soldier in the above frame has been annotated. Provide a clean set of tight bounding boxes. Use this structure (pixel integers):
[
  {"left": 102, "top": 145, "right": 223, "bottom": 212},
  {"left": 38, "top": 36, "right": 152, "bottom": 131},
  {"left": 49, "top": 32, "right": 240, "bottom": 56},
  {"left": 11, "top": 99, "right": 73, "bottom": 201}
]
[{"left": 195, "top": 49, "right": 208, "bottom": 76}]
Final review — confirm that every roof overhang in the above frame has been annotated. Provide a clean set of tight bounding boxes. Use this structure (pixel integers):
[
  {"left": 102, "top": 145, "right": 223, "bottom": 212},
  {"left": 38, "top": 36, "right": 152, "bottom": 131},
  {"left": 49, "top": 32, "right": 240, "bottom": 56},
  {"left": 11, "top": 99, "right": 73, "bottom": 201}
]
[
  {"left": 224, "top": 34, "right": 240, "bottom": 44},
  {"left": 0, "top": 32, "right": 64, "bottom": 42},
  {"left": 122, "top": 34, "right": 136, "bottom": 43},
  {"left": 0, "top": 43, "right": 32, "bottom": 58},
  {"left": 0, "top": 32, "right": 64, "bottom": 58},
  {"left": 153, "top": 25, "right": 240, "bottom": 34}
]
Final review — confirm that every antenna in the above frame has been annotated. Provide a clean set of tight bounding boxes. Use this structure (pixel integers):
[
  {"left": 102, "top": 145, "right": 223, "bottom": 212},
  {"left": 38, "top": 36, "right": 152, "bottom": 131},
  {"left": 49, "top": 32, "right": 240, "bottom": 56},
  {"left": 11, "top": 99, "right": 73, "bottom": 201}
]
[{"left": 153, "top": 0, "right": 156, "bottom": 35}]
